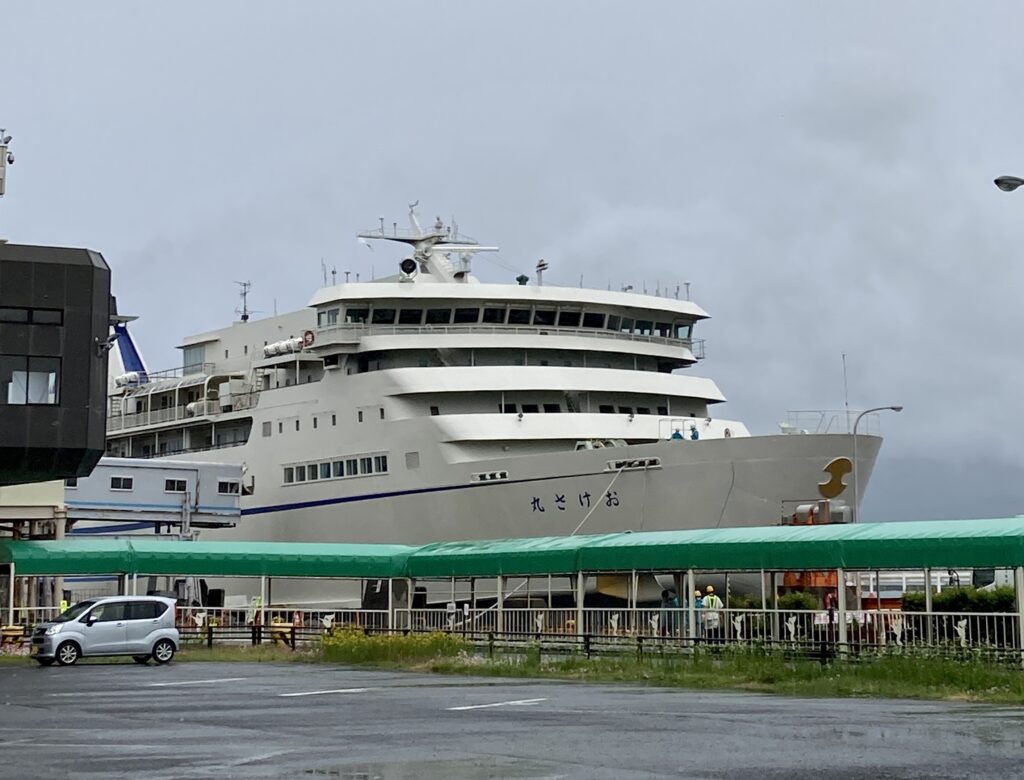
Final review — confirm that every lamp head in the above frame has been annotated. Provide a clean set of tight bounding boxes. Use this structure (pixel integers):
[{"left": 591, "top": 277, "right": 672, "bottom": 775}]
[
  {"left": 891, "top": 405, "right": 904, "bottom": 412},
  {"left": 995, "top": 176, "right": 1024, "bottom": 192}
]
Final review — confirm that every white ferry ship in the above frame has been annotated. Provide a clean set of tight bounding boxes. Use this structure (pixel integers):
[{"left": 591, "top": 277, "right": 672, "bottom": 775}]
[{"left": 104, "top": 208, "right": 882, "bottom": 599}]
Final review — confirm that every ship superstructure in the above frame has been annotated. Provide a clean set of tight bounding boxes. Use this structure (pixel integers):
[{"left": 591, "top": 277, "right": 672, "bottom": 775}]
[{"left": 103, "top": 207, "right": 882, "bottom": 601}]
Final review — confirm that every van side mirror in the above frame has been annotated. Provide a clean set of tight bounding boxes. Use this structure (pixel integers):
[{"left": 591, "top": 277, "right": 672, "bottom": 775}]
[{"left": 85, "top": 615, "right": 96, "bottom": 626}]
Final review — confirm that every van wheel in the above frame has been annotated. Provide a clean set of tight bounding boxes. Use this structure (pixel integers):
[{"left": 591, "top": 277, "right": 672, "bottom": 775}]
[
  {"left": 56, "top": 641, "right": 81, "bottom": 666},
  {"left": 132, "top": 655, "right": 150, "bottom": 665},
  {"left": 152, "top": 639, "right": 175, "bottom": 664},
  {"left": 36, "top": 658, "right": 55, "bottom": 667}
]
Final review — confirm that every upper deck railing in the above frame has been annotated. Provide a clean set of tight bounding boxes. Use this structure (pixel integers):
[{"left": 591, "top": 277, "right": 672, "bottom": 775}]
[
  {"left": 783, "top": 410, "right": 884, "bottom": 436},
  {"left": 314, "top": 323, "right": 705, "bottom": 358}
]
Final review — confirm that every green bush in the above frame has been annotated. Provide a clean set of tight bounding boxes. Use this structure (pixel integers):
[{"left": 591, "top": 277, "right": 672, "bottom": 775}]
[
  {"left": 902, "top": 586, "right": 1017, "bottom": 614},
  {"left": 777, "top": 591, "right": 820, "bottom": 610},
  {"left": 321, "top": 628, "right": 468, "bottom": 665}
]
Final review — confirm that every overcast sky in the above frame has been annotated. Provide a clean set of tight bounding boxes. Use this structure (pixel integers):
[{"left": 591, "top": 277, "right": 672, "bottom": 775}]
[{"left": 3, "top": 2, "right": 1023, "bottom": 521}]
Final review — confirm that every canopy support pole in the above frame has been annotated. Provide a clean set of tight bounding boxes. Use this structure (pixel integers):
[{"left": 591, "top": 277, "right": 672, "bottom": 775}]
[
  {"left": 7, "top": 563, "right": 14, "bottom": 626},
  {"left": 686, "top": 569, "right": 696, "bottom": 646},
  {"left": 630, "top": 570, "right": 638, "bottom": 634},
  {"left": 837, "top": 568, "right": 848, "bottom": 656},
  {"left": 132, "top": 573, "right": 138, "bottom": 596},
  {"left": 924, "top": 568, "right": 933, "bottom": 646},
  {"left": 1015, "top": 566, "right": 1024, "bottom": 667},
  {"left": 387, "top": 578, "right": 394, "bottom": 632},
  {"left": 575, "top": 571, "right": 584, "bottom": 641},
  {"left": 496, "top": 576, "right": 504, "bottom": 635},
  {"left": 260, "top": 576, "right": 267, "bottom": 628}
]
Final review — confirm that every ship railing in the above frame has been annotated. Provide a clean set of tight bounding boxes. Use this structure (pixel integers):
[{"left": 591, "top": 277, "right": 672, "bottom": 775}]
[
  {"left": 315, "top": 322, "right": 704, "bottom": 357},
  {"left": 106, "top": 394, "right": 259, "bottom": 433},
  {"left": 784, "top": 410, "right": 883, "bottom": 436}
]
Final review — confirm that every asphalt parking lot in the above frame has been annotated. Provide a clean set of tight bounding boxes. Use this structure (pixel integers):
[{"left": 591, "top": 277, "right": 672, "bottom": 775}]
[{"left": 1, "top": 661, "right": 1023, "bottom": 779}]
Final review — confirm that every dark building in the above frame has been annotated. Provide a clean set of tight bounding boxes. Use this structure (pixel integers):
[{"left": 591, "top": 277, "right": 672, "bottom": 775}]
[{"left": 0, "top": 243, "right": 115, "bottom": 485}]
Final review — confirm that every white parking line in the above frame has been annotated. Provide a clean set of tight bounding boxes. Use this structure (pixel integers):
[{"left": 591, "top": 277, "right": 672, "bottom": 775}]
[
  {"left": 148, "top": 677, "right": 247, "bottom": 687},
  {"left": 447, "top": 698, "right": 548, "bottom": 711},
  {"left": 279, "top": 687, "right": 373, "bottom": 698}
]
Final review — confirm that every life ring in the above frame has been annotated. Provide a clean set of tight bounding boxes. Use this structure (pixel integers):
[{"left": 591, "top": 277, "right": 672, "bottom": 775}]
[{"left": 302, "top": 330, "right": 315, "bottom": 348}]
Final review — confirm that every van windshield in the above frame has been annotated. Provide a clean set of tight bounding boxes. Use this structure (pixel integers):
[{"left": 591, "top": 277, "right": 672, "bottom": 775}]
[{"left": 53, "top": 600, "right": 96, "bottom": 623}]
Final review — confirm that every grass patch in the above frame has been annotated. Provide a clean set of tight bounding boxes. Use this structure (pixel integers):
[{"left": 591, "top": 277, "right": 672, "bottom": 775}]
[
  {"left": 321, "top": 628, "right": 467, "bottom": 666},
  {"left": 177, "top": 644, "right": 317, "bottom": 663}
]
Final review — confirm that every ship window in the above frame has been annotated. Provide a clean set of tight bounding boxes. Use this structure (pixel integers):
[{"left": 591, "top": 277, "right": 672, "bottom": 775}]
[
  {"left": 295, "top": 465, "right": 306, "bottom": 481},
  {"left": 225, "top": 349, "right": 229, "bottom": 359},
  {"left": 405, "top": 451, "right": 420, "bottom": 469},
  {"left": 533, "top": 309, "right": 555, "bottom": 326},
  {"left": 599, "top": 405, "right": 614, "bottom": 414},
  {"left": 637, "top": 407, "right": 651, "bottom": 415},
  {"left": 219, "top": 480, "right": 240, "bottom": 495},
  {"left": 635, "top": 320, "right": 653, "bottom": 335},
  {"left": 655, "top": 322, "right": 672, "bottom": 338},
  {"left": 425, "top": 308, "right": 451, "bottom": 325},
  {"left": 358, "top": 410, "right": 363, "bottom": 422},
  {"left": 508, "top": 308, "right": 531, "bottom": 324},
  {"left": 521, "top": 404, "right": 539, "bottom": 413},
  {"left": 557, "top": 311, "right": 581, "bottom": 327},
  {"left": 332, "top": 414, "right": 337, "bottom": 426},
  {"left": 31, "top": 309, "right": 64, "bottom": 325},
  {"left": 379, "top": 407, "right": 385, "bottom": 420},
  {"left": 543, "top": 403, "right": 561, "bottom": 413},
  {"left": 374, "top": 455, "right": 388, "bottom": 473},
  {"left": 606, "top": 315, "right": 621, "bottom": 331},
  {"left": 318, "top": 310, "right": 328, "bottom": 327},
  {"left": 582, "top": 312, "right": 605, "bottom": 328},
  {"left": 675, "top": 322, "right": 692, "bottom": 339},
  {"left": 110, "top": 476, "right": 134, "bottom": 491},
  {"left": 64, "top": 477, "right": 78, "bottom": 489},
  {"left": 372, "top": 308, "right": 396, "bottom": 324},
  {"left": 657, "top": 406, "right": 668, "bottom": 415},
  {"left": 165, "top": 479, "right": 186, "bottom": 493},
  {"left": 359, "top": 456, "right": 373, "bottom": 474},
  {"left": 345, "top": 458, "right": 358, "bottom": 475},
  {"left": 319, "top": 463, "right": 331, "bottom": 480},
  {"left": 502, "top": 403, "right": 517, "bottom": 413},
  {"left": 284, "top": 467, "right": 294, "bottom": 484},
  {"left": 307, "top": 463, "right": 318, "bottom": 481},
  {"left": 429, "top": 405, "right": 439, "bottom": 416},
  {"left": 325, "top": 308, "right": 339, "bottom": 326},
  {"left": 244, "top": 345, "right": 248, "bottom": 355},
  {"left": 482, "top": 307, "right": 505, "bottom": 323},
  {"left": 453, "top": 307, "right": 479, "bottom": 324},
  {"left": 346, "top": 307, "right": 369, "bottom": 324},
  {"left": 295, "top": 419, "right": 300, "bottom": 431},
  {"left": 278, "top": 421, "right": 283, "bottom": 434},
  {"left": 313, "top": 417, "right": 318, "bottom": 429},
  {"left": 618, "top": 406, "right": 633, "bottom": 414},
  {"left": 398, "top": 309, "right": 423, "bottom": 325},
  {"left": 332, "top": 460, "right": 344, "bottom": 477}
]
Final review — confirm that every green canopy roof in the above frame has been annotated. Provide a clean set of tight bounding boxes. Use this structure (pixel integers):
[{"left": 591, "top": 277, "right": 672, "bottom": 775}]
[
  {"left": 3, "top": 518, "right": 1024, "bottom": 579},
  {"left": 0, "top": 539, "right": 414, "bottom": 578}
]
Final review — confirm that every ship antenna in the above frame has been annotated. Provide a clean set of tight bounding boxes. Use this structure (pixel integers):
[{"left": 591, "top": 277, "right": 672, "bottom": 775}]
[
  {"left": 235, "top": 280, "right": 253, "bottom": 323},
  {"left": 684, "top": 281, "right": 691, "bottom": 301},
  {"left": 321, "top": 258, "right": 328, "bottom": 287},
  {"left": 536, "top": 258, "right": 549, "bottom": 287}
]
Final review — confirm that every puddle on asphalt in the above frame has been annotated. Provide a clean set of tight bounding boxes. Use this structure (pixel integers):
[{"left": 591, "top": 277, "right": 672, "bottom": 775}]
[{"left": 302, "top": 758, "right": 563, "bottom": 779}]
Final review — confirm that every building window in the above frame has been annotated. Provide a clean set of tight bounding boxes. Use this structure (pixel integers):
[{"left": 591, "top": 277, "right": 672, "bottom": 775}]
[
  {"left": 64, "top": 477, "right": 78, "bottom": 489},
  {"left": 0, "top": 355, "right": 60, "bottom": 405},
  {"left": 359, "top": 456, "right": 373, "bottom": 474},
  {"left": 218, "top": 481, "right": 240, "bottom": 495},
  {"left": 0, "top": 307, "right": 63, "bottom": 325},
  {"left": 262, "top": 421, "right": 272, "bottom": 437},
  {"left": 110, "top": 476, "right": 134, "bottom": 491},
  {"left": 429, "top": 406, "right": 440, "bottom": 416},
  {"left": 319, "top": 463, "right": 331, "bottom": 480},
  {"left": 165, "top": 479, "right": 187, "bottom": 493},
  {"left": 284, "top": 467, "right": 294, "bottom": 484},
  {"left": 0, "top": 307, "right": 28, "bottom": 323},
  {"left": 374, "top": 455, "right": 388, "bottom": 473}
]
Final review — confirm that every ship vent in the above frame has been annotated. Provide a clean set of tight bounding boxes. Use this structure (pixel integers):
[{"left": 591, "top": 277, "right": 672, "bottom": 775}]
[
  {"left": 606, "top": 457, "right": 661, "bottom": 472},
  {"left": 471, "top": 470, "right": 510, "bottom": 483}
]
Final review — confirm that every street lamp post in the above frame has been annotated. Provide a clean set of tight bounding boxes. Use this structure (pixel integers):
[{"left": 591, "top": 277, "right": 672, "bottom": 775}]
[{"left": 852, "top": 405, "right": 903, "bottom": 523}]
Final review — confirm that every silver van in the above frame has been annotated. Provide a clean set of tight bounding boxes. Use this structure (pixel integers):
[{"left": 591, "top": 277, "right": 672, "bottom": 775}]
[{"left": 30, "top": 596, "right": 179, "bottom": 666}]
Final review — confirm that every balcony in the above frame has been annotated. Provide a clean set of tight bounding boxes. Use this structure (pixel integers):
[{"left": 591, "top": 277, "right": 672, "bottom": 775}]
[{"left": 106, "top": 393, "right": 259, "bottom": 434}]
